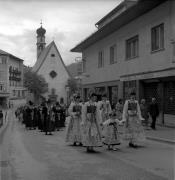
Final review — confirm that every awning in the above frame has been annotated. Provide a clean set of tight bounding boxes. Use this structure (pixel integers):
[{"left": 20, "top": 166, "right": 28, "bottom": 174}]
[{"left": 120, "top": 67, "right": 175, "bottom": 81}]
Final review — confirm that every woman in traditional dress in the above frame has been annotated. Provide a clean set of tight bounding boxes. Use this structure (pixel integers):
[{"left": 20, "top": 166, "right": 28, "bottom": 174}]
[
  {"left": 66, "top": 95, "right": 82, "bottom": 146},
  {"left": 81, "top": 93, "right": 102, "bottom": 152},
  {"left": 115, "top": 99, "right": 123, "bottom": 121},
  {"left": 98, "top": 94, "right": 112, "bottom": 123},
  {"left": 122, "top": 92, "right": 145, "bottom": 148},
  {"left": 103, "top": 109, "right": 121, "bottom": 151}
]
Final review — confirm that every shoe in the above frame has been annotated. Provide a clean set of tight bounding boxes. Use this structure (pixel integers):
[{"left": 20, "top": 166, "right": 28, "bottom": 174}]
[{"left": 129, "top": 143, "right": 138, "bottom": 148}]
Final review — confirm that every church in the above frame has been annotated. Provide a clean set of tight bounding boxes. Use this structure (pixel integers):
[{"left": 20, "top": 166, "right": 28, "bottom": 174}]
[{"left": 32, "top": 24, "right": 70, "bottom": 103}]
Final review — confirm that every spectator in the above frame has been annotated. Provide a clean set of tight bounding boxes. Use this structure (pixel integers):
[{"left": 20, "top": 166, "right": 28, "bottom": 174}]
[
  {"left": 149, "top": 98, "right": 159, "bottom": 130},
  {"left": 140, "top": 99, "right": 149, "bottom": 130}
]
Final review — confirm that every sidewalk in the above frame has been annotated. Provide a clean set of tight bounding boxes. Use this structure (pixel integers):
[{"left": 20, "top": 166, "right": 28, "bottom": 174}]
[{"left": 145, "top": 126, "right": 175, "bottom": 145}]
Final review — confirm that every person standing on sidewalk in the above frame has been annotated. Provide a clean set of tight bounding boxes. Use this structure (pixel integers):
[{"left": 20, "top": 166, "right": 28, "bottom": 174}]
[
  {"left": 149, "top": 98, "right": 159, "bottom": 130},
  {"left": 140, "top": 99, "right": 149, "bottom": 130},
  {"left": 0, "top": 110, "right": 3, "bottom": 127}
]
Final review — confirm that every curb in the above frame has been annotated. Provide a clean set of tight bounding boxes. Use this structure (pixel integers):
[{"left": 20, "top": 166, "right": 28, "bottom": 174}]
[{"left": 146, "top": 136, "right": 175, "bottom": 145}]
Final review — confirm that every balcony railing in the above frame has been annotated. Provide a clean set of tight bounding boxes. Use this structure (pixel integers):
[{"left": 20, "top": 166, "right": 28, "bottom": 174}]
[{"left": 9, "top": 76, "right": 21, "bottom": 81}]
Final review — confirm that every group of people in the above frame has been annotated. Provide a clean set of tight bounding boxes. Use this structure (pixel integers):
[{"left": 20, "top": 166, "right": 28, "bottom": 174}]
[
  {"left": 65, "top": 91, "right": 152, "bottom": 153},
  {"left": 15, "top": 92, "right": 160, "bottom": 153},
  {"left": 16, "top": 98, "right": 67, "bottom": 135}
]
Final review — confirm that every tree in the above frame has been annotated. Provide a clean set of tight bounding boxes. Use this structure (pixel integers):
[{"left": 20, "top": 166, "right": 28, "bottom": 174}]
[
  {"left": 67, "top": 78, "right": 78, "bottom": 96},
  {"left": 23, "top": 66, "right": 48, "bottom": 101}
]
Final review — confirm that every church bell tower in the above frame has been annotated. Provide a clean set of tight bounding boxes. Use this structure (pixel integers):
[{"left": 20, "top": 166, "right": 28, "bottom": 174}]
[{"left": 36, "top": 21, "right": 46, "bottom": 58}]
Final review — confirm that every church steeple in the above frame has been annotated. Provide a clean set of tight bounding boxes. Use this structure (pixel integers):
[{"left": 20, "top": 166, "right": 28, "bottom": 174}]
[{"left": 36, "top": 21, "right": 46, "bottom": 58}]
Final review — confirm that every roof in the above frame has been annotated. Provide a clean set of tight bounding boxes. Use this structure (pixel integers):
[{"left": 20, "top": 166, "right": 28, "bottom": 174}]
[
  {"left": 71, "top": 0, "right": 167, "bottom": 52},
  {"left": 95, "top": 0, "right": 137, "bottom": 27},
  {"left": 32, "top": 41, "right": 71, "bottom": 77},
  {"left": 0, "top": 49, "right": 24, "bottom": 61}
]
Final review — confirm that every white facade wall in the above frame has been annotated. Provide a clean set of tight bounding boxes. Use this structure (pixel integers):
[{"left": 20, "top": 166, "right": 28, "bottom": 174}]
[
  {"left": 37, "top": 45, "right": 69, "bottom": 101},
  {"left": 82, "top": 1, "right": 175, "bottom": 85}
]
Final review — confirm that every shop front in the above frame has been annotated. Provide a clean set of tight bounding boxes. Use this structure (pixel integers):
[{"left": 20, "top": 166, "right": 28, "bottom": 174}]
[
  {"left": 82, "top": 80, "right": 122, "bottom": 105},
  {"left": 120, "top": 68, "right": 175, "bottom": 126}
]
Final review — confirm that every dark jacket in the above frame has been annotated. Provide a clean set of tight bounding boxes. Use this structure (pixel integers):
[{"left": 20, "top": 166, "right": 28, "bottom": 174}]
[{"left": 149, "top": 103, "right": 159, "bottom": 117}]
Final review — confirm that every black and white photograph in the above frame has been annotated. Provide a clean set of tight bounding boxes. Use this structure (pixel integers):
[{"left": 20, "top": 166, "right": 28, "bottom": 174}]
[{"left": 0, "top": 0, "right": 174, "bottom": 179}]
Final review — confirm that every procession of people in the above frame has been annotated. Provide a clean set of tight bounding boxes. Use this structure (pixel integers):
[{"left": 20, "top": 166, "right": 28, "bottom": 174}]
[
  {"left": 15, "top": 98, "right": 67, "bottom": 135},
  {"left": 15, "top": 91, "right": 160, "bottom": 153}
]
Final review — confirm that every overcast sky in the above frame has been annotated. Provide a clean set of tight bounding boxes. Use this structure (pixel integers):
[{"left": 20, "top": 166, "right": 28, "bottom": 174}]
[{"left": 0, "top": 0, "right": 122, "bottom": 66}]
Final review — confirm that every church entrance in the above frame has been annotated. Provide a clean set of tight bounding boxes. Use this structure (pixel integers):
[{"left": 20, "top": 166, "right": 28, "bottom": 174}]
[{"left": 48, "top": 88, "right": 58, "bottom": 103}]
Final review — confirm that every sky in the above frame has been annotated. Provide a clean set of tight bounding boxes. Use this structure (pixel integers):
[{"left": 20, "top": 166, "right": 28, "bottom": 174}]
[{"left": 0, "top": 0, "right": 122, "bottom": 66}]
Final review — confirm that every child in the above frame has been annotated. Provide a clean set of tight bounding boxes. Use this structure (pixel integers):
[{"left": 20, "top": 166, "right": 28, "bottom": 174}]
[{"left": 103, "top": 110, "right": 122, "bottom": 151}]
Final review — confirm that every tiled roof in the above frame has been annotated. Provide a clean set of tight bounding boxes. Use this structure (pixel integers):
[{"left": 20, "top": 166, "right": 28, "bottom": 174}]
[
  {"left": 0, "top": 49, "right": 23, "bottom": 61},
  {"left": 32, "top": 42, "right": 53, "bottom": 72}
]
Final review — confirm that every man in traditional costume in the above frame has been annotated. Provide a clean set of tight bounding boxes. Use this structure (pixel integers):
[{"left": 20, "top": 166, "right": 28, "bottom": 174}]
[
  {"left": 42, "top": 100, "right": 53, "bottom": 135},
  {"left": 53, "top": 102, "right": 61, "bottom": 131},
  {"left": 81, "top": 93, "right": 102, "bottom": 152},
  {"left": 122, "top": 92, "right": 145, "bottom": 148},
  {"left": 66, "top": 95, "right": 82, "bottom": 146},
  {"left": 59, "top": 98, "right": 66, "bottom": 128}
]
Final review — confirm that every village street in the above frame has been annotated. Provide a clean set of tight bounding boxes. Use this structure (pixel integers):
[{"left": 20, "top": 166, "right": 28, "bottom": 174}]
[{"left": 0, "top": 109, "right": 174, "bottom": 180}]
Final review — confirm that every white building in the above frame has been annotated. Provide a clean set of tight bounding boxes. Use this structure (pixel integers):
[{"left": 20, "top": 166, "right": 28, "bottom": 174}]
[
  {"left": 33, "top": 25, "right": 70, "bottom": 103},
  {"left": 71, "top": 0, "right": 175, "bottom": 126},
  {"left": 0, "top": 49, "right": 26, "bottom": 107}
]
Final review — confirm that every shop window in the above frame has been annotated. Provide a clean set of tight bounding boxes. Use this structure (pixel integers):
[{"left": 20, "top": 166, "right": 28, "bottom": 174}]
[
  {"left": 151, "top": 23, "right": 164, "bottom": 52},
  {"left": 124, "top": 80, "right": 136, "bottom": 100}
]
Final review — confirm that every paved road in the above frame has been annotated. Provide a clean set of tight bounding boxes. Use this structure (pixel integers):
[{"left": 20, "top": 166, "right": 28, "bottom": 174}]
[{"left": 0, "top": 110, "right": 174, "bottom": 180}]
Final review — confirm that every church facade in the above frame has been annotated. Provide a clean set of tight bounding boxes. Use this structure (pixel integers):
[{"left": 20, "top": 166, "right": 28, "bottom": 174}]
[{"left": 32, "top": 25, "right": 70, "bottom": 103}]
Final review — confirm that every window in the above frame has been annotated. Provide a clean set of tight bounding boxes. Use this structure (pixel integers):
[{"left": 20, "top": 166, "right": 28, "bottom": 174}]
[
  {"left": 51, "top": 54, "right": 55, "bottom": 57},
  {"left": 151, "top": 24, "right": 164, "bottom": 52},
  {"left": 98, "top": 50, "right": 104, "bottom": 68},
  {"left": 18, "top": 90, "right": 20, "bottom": 97},
  {"left": 2, "top": 57, "right": 6, "bottom": 64},
  {"left": 126, "top": 35, "right": 139, "bottom": 60},
  {"left": 110, "top": 45, "right": 117, "bottom": 64}
]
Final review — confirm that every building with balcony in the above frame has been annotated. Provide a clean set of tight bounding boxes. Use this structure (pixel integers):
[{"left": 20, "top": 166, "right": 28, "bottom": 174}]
[
  {"left": 71, "top": 0, "right": 175, "bottom": 126},
  {"left": 0, "top": 49, "right": 26, "bottom": 108}
]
